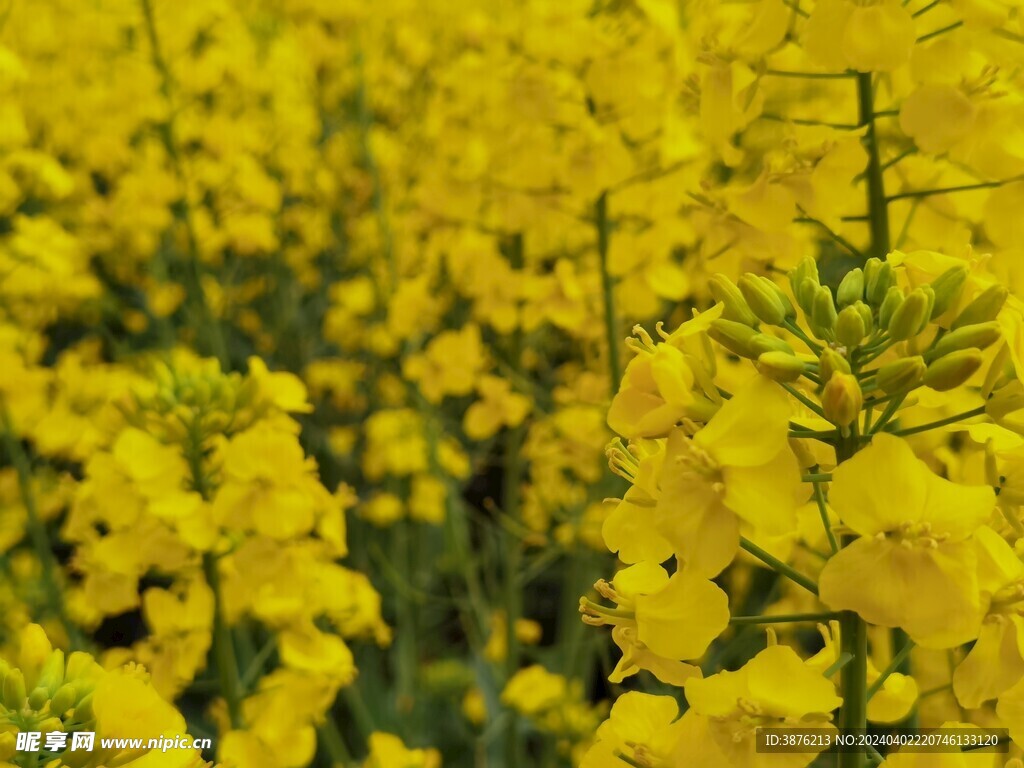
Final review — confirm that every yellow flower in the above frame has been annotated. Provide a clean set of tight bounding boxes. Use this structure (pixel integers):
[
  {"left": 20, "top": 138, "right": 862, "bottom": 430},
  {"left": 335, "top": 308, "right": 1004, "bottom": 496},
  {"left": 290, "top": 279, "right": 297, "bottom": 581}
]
[
  {"left": 580, "top": 692, "right": 686, "bottom": 768},
  {"left": 819, "top": 434, "right": 995, "bottom": 647},
  {"left": 678, "top": 644, "right": 841, "bottom": 767},
  {"left": 364, "top": 732, "right": 441, "bottom": 768}
]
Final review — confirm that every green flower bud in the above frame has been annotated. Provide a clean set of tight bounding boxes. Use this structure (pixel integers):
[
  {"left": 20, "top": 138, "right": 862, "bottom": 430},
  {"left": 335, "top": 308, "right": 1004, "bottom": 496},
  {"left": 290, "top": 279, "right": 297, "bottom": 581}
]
[
  {"left": 930, "top": 265, "right": 970, "bottom": 317},
  {"left": 74, "top": 692, "right": 94, "bottom": 722},
  {"left": 810, "top": 285, "right": 838, "bottom": 340},
  {"left": 36, "top": 650, "right": 64, "bottom": 696},
  {"left": 867, "top": 261, "right": 896, "bottom": 305},
  {"left": 739, "top": 273, "right": 788, "bottom": 325},
  {"left": 3, "top": 669, "right": 25, "bottom": 710},
  {"left": 837, "top": 268, "right": 865, "bottom": 307},
  {"left": 887, "top": 287, "right": 932, "bottom": 341},
  {"left": 923, "top": 348, "right": 984, "bottom": 391},
  {"left": 878, "top": 286, "right": 904, "bottom": 330},
  {"left": 836, "top": 305, "right": 867, "bottom": 348},
  {"left": 50, "top": 683, "right": 77, "bottom": 718},
  {"left": 854, "top": 300, "right": 874, "bottom": 337},
  {"left": 876, "top": 356, "right": 926, "bottom": 394},
  {"left": 952, "top": 284, "right": 1009, "bottom": 330},
  {"left": 863, "top": 257, "right": 883, "bottom": 295},
  {"left": 756, "top": 351, "right": 806, "bottom": 382},
  {"left": 818, "top": 348, "right": 851, "bottom": 384},
  {"left": 710, "top": 274, "right": 759, "bottom": 327},
  {"left": 709, "top": 319, "right": 759, "bottom": 358},
  {"left": 789, "top": 256, "right": 819, "bottom": 301},
  {"left": 930, "top": 321, "right": 1002, "bottom": 360},
  {"left": 821, "top": 373, "right": 862, "bottom": 427},
  {"left": 749, "top": 333, "right": 795, "bottom": 357},
  {"left": 28, "top": 686, "right": 48, "bottom": 711},
  {"left": 797, "top": 277, "right": 819, "bottom": 316}
]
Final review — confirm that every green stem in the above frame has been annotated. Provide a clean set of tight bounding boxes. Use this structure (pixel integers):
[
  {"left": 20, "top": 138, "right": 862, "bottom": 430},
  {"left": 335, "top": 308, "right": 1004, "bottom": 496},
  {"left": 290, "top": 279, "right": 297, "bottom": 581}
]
[
  {"left": 780, "top": 383, "right": 830, "bottom": 421},
  {"left": 203, "top": 553, "right": 243, "bottom": 729},
  {"left": 739, "top": 537, "right": 819, "bottom": 596},
  {"left": 814, "top": 481, "right": 840, "bottom": 554},
  {"left": 866, "top": 638, "right": 916, "bottom": 701},
  {"left": 729, "top": 612, "right": 838, "bottom": 625},
  {"left": 868, "top": 394, "right": 906, "bottom": 435},
  {"left": 318, "top": 717, "right": 353, "bottom": 766},
  {"left": 596, "top": 192, "right": 621, "bottom": 392},
  {"left": 139, "top": 0, "right": 227, "bottom": 366},
  {"left": 783, "top": 319, "right": 824, "bottom": 354},
  {"left": 1, "top": 422, "right": 85, "bottom": 650},
  {"left": 888, "top": 405, "right": 986, "bottom": 436},
  {"left": 802, "top": 473, "right": 833, "bottom": 483},
  {"left": 887, "top": 178, "right": 1017, "bottom": 202},
  {"left": 857, "top": 73, "right": 891, "bottom": 260}
]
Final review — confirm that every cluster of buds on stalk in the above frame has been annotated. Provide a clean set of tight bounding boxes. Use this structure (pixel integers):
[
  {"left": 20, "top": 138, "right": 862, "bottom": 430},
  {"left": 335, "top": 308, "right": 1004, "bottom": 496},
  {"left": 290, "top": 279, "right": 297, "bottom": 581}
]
[{"left": 708, "top": 255, "right": 1009, "bottom": 434}]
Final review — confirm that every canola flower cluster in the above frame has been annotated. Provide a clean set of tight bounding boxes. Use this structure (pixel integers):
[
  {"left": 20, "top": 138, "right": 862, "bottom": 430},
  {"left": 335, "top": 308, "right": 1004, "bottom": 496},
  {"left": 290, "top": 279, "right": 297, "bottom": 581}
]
[{"left": 3, "top": 0, "right": 1024, "bottom": 766}]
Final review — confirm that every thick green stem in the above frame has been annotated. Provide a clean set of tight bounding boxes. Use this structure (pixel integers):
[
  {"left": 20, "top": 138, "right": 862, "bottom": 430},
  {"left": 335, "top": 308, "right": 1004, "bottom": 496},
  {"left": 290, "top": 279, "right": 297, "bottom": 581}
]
[
  {"left": 203, "top": 553, "right": 243, "bottom": 729},
  {"left": 835, "top": 434, "right": 867, "bottom": 768},
  {"left": 503, "top": 234, "right": 526, "bottom": 767},
  {"left": 857, "top": 73, "right": 891, "bottom": 261},
  {"left": 596, "top": 192, "right": 621, "bottom": 392},
  {"left": 139, "top": 0, "right": 227, "bottom": 365}
]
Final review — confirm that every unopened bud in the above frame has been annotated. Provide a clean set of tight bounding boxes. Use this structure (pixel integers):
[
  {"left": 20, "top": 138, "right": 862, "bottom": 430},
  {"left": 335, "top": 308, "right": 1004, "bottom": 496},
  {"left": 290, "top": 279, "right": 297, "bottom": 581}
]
[
  {"left": 930, "top": 265, "right": 969, "bottom": 317},
  {"left": 930, "top": 321, "right": 1001, "bottom": 360},
  {"left": 749, "top": 333, "right": 794, "bottom": 357},
  {"left": 810, "top": 286, "right": 838, "bottom": 340},
  {"left": 876, "top": 356, "right": 926, "bottom": 394},
  {"left": 853, "top": 301, "right": 874, "bottom": 337},
  {"left": 952, "top": 284, "right": 1009, "bottom": 330},
  {"left": 797, "top": 277, "right": 819, "bottom": 316},
  {"left": 3, "top": 669, "right": 25, "bottom": 710},
  {"left": 878, "top": 286, "right": 904, "bottom": 330},
  {"left": 756, "top": 351, "right": 806, "bottom": 382},
  {"left": 867, "top": 261, "right": 896, "bottom": 305},
  {"left": 888, "top": 287, "right": 932, "bottom": 341},
  {"left": 36, "top": 650, "right": 64, "bottom": 695},
  {"left": 818, "top": 348, "right": 851, "bottom": 384},
  {"left": 821, "top": 373, "right": 862, "bottom": 427},
  {"left": 28, "top": 686, "right": 48, "bottom": 711},
  {"left": 739, "top": 274, "right": 789, "bottom": 325},
  {"left": 709, "top": 319, "right": 759, "bottom": 357},
  {"left": 710, "top": 274, "right": 759, "bottom": 327},
  {"left": 789, "top": 257, "right": 819, "bottom": 305},
  {"left": 50, "top": 683, "right": 77, "bottom": 718},
  {"left": 837, "top": 268, "right": 865, "bottom": 307},
  {"left": 923, "top": 348, "right": 983, "bottom": 391},
  {"left": 836, "top": 305, "right": 867, "bottom": 348}
]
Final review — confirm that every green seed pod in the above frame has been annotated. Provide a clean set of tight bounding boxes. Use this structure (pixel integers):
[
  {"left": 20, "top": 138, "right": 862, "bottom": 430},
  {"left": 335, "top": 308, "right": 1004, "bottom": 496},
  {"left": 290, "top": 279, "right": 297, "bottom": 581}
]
[
  {"left": 836, "top": 305, "right": 867, "bottom": 348},
  {"left": 749, "top": 333, "right": 795, "bottom": 357},
  {"left": 739, "top": 273, "right": 788, "bottom": 325},
  {"left": 810, "top": 285, "right": 838, "bottom": 340},
  {"left": 50, "top": 683, "right": 77, "bottom": 718},
  {"left": 837, "top": 268, "right": 865, "bottom": 308},
  {"left": 952, "top": 284, "right": 1009, "bottom": 330},
  {"left": 876, "top": 356, "right": 927, "bottom": 394},
  {"left": 888, "top": 287, "right": 932, "bottom": 341},
  {"left": 923, "top": 348, "right": 984, "bottom": 391},
  {"left": 878, "top": 286, "right": 904, "bottom": 330},
  {"left": 930, "top": 265, "right": 970, "bottom": 317},
  {"left": 756, "top": 351, "right": 806, "bottom": 382},
  {"left": 818, "top": 347, "right": 851, "bottom": 384},
  {"left": 821, "top": 373, "right": 862, "bottom": 427},
  {"left": 709, "top": 319, "right": 759, "bottom": 357},
  {"left": 867, "top": 261, "right": 896, "bottom": 305},
  {"left": 3, "top": 669, "right": 25, "bottom": 710},
  {"left": 931, "top": 321, "right": 1002, "bottom": 360},
  {"left": 710, "top": 274, "right": 759, "bottom": 327}
]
